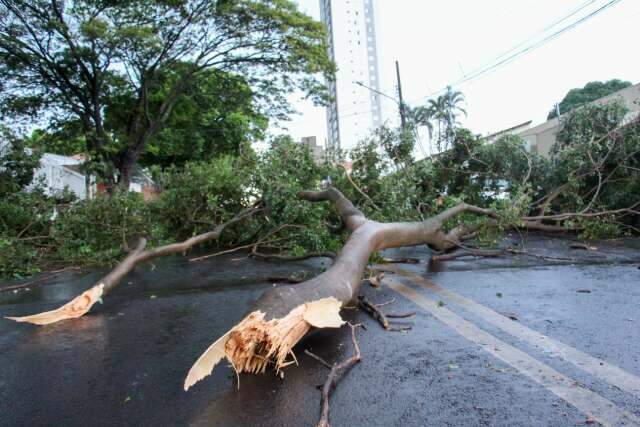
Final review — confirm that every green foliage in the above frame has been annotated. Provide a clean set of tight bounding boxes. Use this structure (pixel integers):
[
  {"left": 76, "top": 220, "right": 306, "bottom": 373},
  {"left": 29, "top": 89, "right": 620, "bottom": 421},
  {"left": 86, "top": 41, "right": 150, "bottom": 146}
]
[
  {"left": 549, "top": 101, "right": 640, "bottom": 216},
  {"left": 349, "top": 137, "right": 389, "bottom": 208},
  {"left": 108, "top": 66, "right": 268, "bottom": 168},
  {"left": 2, "top": 99, "right": 639, "bottom": 280},
  {"left": 548, "top": 79, "right": 632, "bottom": 119},
  {"left": 377, "top": 125, "right": 416, "bottom": 167},
  {"left": 252, "top": 135, "right": 343, "bottom": 254},
  {"left": 0, "top": 190, "right": 56, "bottom": 278},
  {"left": 51, "top": 191, "right": 156, "bottom": 265},
  {"left": 0, "top": 128, "right": 41, "bottom": 195},
  {"left": 152, "top": 155, "right": 254, "bottom": 240},
  {"left": 0, "top": 133, "right": 55, "bottom": 277},
  {"left": 0, "top": 0, "right": 335, "bottom": 183},
  {"left": 574, "top": 217, "right": 624, "bottom": 240},
  {"left": 0, "top": 238, "right": 42, "bottom": 279}
]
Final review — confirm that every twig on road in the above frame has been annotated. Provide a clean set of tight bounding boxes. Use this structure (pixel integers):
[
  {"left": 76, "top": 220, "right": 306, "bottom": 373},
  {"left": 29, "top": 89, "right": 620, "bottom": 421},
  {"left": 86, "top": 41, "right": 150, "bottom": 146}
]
[
  {"left": 316, "top": 323, "right": 362, "bottom": 427},
  {"left": 358, "top": 295, "right": 415, "bottom": 331}
]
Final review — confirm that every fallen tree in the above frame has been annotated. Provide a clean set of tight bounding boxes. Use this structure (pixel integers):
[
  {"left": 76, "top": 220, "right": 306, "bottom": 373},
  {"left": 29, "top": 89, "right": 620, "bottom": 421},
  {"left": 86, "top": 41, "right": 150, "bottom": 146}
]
[{"left": 183, "top": 186, "right": 497, "bottom": 389}]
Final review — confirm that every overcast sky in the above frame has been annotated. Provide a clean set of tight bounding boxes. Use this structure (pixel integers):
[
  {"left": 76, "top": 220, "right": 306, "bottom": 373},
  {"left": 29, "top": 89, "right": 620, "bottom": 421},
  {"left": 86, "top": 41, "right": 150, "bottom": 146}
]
[{"left": 278, "top": 0, "right": 638, "bottom": 151}]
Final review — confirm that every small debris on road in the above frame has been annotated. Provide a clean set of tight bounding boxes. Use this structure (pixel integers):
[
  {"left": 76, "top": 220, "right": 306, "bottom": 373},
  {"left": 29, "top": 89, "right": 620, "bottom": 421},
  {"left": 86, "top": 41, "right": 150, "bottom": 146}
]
[
  {"left": 501, "top": 312, "right": 519, "bottom": 321},
  {"left": 569, "top": 243, "right": 598, "bottom": 251},
  {"left": 576, "top": 289, "right": 592, "bottom": 293},
  {"left": 496, "top": 292, "right": 503, "bottom": 298},
  {"left": 368, "top": 272, "right": 385, "bottom": 287}
]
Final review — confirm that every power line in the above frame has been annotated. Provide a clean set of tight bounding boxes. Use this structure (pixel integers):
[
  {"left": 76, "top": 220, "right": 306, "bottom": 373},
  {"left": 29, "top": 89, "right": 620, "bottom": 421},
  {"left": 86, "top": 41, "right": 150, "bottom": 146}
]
[
  {"left": 482, "top": 0, "right": 599, "bottom": 70},
  {"left": 337, "top": 0, "right": 623, "bottom": 122},
  {"left": 408, "top": 0, "right": 623, "bottom": 104}
]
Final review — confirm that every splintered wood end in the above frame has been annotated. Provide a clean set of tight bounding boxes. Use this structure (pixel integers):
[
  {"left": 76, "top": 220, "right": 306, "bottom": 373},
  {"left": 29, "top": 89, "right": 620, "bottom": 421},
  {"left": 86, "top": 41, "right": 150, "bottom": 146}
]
[
  {"left": 184, "top": 297, "right": 345, "bottom": 390},
  {"left": 5, "top": 283, "right": 104, "bottom": 325}
]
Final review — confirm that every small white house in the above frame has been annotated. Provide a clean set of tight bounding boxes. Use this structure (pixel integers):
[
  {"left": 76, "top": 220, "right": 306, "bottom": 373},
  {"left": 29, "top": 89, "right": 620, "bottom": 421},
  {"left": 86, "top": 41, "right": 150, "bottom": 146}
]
[
  {"left": 30, "top": 153, "right": 95, "bottom": 199},
  {"left": 0, "top": 139, "right": 158, "bottom": 200}
]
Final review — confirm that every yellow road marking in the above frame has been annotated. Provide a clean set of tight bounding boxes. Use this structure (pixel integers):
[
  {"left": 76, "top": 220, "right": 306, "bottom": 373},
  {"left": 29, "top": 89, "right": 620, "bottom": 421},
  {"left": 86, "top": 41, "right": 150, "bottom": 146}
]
[
  {"left": 379, "top": 264, "right": 640, "bottom": 399},
  {"left": 384, "top": 277, "right": 640, "bottom": 427}
]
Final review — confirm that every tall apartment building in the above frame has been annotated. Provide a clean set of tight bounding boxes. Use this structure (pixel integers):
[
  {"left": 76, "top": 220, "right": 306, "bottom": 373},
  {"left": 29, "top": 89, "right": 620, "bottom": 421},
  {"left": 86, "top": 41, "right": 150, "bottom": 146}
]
[{"left": 319, "top": 0, "right": 383, "bottom": 155}]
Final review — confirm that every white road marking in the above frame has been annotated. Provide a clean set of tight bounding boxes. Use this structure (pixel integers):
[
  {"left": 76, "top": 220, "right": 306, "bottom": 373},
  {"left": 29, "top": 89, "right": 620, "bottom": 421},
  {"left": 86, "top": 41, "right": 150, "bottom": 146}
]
[
  {"left": 380, "top": 265, "right": 640, "bottom": 399},
  {"left": 384, "top": 277, "right": 640, "bottom": 427}
]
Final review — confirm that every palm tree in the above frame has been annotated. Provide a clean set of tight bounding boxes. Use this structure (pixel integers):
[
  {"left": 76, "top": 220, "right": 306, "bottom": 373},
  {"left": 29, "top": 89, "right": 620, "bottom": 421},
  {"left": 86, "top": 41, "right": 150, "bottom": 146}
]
[
  {"left": 408, "top": 104, "right": 434, "bottom": 139},
  {"left": 443, "top": 86, "right": 466, "bottom": 131},
  {"left": 410, "top": 87, "right": 467, "bottom": 153},
  {"left": 426, "top": 87, "right": 467, "bottom": 150},
  {"left": 427, "top": 96, "right": 448, "bottom": 142}
]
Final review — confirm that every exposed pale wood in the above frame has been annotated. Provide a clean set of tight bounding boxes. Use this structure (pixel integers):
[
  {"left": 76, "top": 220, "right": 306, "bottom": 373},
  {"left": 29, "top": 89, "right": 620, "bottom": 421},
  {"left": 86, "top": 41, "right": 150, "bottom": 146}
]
[{"left": 184, "top": 297, "right": 345, "bottom": 390}]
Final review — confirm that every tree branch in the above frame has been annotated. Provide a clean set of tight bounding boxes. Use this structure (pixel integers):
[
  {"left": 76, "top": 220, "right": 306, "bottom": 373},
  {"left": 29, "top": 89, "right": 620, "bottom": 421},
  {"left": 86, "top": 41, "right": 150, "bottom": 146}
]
[{"left": 6, "top": 203, "right": 262, "bottom": 325}]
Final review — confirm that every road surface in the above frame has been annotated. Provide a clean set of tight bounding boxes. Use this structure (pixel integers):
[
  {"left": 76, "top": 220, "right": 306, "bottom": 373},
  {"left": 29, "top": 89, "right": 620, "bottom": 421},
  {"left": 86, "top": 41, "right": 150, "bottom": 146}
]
[{"left": 1, "top": 235, "right": 639, "bottom": 426}]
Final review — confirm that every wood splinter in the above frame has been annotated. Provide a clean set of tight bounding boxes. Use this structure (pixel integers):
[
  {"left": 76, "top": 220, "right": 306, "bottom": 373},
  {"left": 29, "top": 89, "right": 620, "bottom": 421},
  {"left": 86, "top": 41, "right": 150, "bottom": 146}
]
[{"left": 184, "top": 297, "right": 345, "bottom": 391}]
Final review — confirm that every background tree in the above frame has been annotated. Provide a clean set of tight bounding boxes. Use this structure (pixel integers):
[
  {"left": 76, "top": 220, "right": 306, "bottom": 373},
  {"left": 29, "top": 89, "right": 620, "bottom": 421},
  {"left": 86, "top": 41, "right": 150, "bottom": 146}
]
[
  {"left": 408, "top": 104, "right": 434, "bottom": 139},
  {"left": 109, "top": 66, "right": 268, "bottom": 168},
  {"left": 0, "top": 0, "right": 334, "bottom": 187},
  {"left": 415, "top": 87, "right": 466, "bottom": 152},
  {"left": 547, "top": 79, "right": 632, "bottom": 119},
  {"left": 0, "top": 127, "right": 41, "bottom": 195}
]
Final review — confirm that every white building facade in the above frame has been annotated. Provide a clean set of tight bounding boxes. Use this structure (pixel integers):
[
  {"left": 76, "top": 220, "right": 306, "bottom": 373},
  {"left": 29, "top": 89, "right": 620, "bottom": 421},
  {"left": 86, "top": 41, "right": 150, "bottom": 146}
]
[
  {"left": 31, "top": 153, "right": 93, "bottom": 199},
  {"left": 319, "top": 0, "right": 383, "bottom": 155}
]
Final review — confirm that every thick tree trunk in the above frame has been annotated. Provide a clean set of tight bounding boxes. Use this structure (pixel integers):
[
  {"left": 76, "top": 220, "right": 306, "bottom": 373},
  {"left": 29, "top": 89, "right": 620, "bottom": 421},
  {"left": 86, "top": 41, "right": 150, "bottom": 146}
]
[
  {"left": 119, "top": 151, "right": 138, "bottom": 190},
  {"left": 184, "top": 187, "right": 497, "bottom": 389}
]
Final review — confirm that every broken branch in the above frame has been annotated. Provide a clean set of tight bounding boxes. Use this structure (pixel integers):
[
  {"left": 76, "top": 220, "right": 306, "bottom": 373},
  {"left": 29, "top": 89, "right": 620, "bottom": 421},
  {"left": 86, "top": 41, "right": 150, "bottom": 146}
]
[
  {"left": 317, "top": 323, "right": 362, "bottom": 427},
  {"left": 6, "top": 204, "right": 262, "bottom": 325},
  {"left": 357, "top": 295, "right": 389, "bottom": 329},
  {"left": 304, "top": 349, "right": 333, "bottom": 370}
]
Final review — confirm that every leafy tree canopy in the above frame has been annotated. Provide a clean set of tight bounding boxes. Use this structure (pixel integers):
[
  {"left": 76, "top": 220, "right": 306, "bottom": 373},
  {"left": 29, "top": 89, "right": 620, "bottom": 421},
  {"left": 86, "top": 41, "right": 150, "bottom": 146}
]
[
  {"left": 548, "top": 79, "right": 632, "bottom": 119},
  {"left": 0, "top": 0, "right": 335, "bottom": 186}
]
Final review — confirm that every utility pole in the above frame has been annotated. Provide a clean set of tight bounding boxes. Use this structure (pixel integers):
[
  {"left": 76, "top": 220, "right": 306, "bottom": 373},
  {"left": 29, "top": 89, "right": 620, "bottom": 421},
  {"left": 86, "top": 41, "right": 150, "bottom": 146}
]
[{"left": 395, "top": 60, "right": 406, "bottom": 129}]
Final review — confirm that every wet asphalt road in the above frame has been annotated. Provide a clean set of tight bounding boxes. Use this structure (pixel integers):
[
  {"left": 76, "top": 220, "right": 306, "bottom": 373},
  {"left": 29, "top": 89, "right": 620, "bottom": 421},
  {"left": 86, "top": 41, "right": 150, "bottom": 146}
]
[{"left": 1, "top": 236, "right": 639, "bottom": 426}]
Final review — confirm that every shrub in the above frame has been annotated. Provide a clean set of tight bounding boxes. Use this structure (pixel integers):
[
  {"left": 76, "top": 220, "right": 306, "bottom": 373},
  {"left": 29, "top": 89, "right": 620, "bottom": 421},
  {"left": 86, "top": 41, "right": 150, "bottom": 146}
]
[
  {"left": 51, "top": 191, "right": 154, "bottom": 265},
  {"left": 152, "top": 155, "right": 254, "bottom": 241}
]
